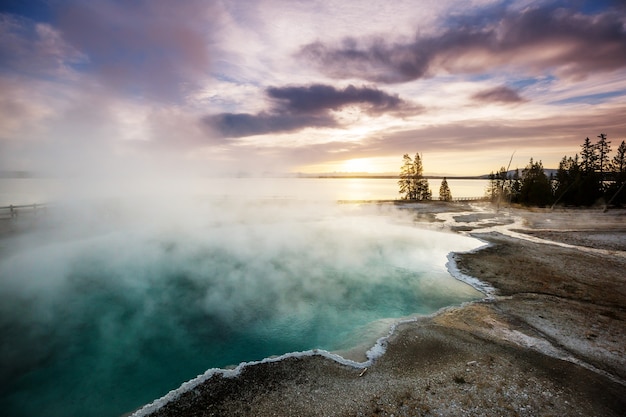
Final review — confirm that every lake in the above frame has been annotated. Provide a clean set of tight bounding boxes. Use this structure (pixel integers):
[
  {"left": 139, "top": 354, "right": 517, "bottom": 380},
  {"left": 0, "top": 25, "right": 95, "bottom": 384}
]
[{"left": 0, "top": 177, "right": 489, "bottom": 206}]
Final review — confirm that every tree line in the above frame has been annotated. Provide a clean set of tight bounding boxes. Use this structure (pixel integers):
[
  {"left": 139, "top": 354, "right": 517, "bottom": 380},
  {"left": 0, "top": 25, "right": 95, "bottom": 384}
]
[
  {"left": 398, "top": 153, "right": 452, "bottom": 201},
  {"left": 486, "top": 134, "right": 626, "bottom": 207}
]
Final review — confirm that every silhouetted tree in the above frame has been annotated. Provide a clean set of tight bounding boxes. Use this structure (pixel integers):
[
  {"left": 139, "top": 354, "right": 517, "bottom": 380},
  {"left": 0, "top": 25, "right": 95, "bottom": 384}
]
[
  {"left": 486, "top": 170, "right": 499, "bottom": 202},
  {"left": 596, "top": 134, "right": 611, "bottom": 173},
  {"left": 485, "top": 167, "right": 511, "bottom": 204},
  {"left": 483, "top": 135, "right": 626, "bottom": 207},
  {"left": 606, "top": 140, "right": 626, "bottom": 206},
  {"left": 596, "top": 133, "right": 611, "bottom": 191},
  {"left": 554, "top": 155, "right": 582, "bottom": 206},
  {"left": 439, "top": 177, "right": 452, "bottom": 201},
  {"left": 509, "top": 168, "right": 521, "bottom": 203},
  {"left": 612, "top": 140, "right": 626, "bottom": 175},
  {"left": 580, "top": 137, "right": 597, "bottom": 173},
  {"left": 564, "top": 136, "right": 603, "bottom": 205},
  {"left": 519, "top": 159, "right": 553, "bottom": 206}
]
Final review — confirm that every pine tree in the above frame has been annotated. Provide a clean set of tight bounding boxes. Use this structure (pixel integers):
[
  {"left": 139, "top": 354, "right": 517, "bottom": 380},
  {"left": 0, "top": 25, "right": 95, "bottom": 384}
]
[
  {"left": 519, "top": 159, "right": 553, "bottom": 206},
  {"left": 485, "top": 171, "right": 498, "bottom": 202},
  {"left": 485, "top": 167, "right": 509, "bottom": 203},
  {"left": 413, "top": 153, "right": 431, "bottom": 200},
  {"left": 558, "top": 137, "right": 603, "bottom": 205},
  {"left": 596, "top": 133, "right": 611, "bottom": 185},
  {"left": 398, "top": 153, "right": 431, "bottom": 200},
  {"left": 606, "top": 140, "right": 626, "bottom": 206},
  {"left": 554, "top": 155, "right": 582, "bottom": 206},
  {"left": 439, "top": 177, "right": 452, "bottom": 201},
  {"left": 612, "top": 140, "right": 626, "bottom": 176},
  {"left": 580, "top": 137, "right": 597, "bottom": 173},
  {"left": 510, "top": 168, "right": 521, "bottom": 203},
  {"left": 497, "top": 166, "right": 509, "bottom": 202},
  {"left": 398, "top": 154, "right": 415, "bottom": 200}
]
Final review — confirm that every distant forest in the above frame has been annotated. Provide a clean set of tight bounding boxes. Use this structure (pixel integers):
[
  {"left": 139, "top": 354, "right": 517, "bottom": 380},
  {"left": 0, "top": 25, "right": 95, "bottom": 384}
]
[
  {"left": 486, "top": 134, "right": 626, "bottom": 207},
  {"left": 399, "top": 134, "right": 626, "bottom": 207}
]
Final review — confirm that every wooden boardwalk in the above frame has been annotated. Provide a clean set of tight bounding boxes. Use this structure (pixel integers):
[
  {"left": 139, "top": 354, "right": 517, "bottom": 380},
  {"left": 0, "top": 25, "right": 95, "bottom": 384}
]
[
  {"left": 451, "top": 196, "right": 488, "bottom": 202},
  {"left": 0, "top": 203, "right": 47, "bottom": 219},
  {"left": 1, "top": 197, "right": 487, "bottom": 219}
]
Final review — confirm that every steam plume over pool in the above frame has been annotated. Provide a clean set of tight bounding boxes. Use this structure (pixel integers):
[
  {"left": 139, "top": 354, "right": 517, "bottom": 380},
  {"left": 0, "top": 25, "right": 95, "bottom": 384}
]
[{"left": 0, "top": 197, "right": 482, "bottom": 417}]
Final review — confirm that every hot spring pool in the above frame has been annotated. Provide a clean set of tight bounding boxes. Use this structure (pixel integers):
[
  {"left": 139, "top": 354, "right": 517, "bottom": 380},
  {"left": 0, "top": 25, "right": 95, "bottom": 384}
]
[{"left": 0, "top": 200, "right": 483, "bottom": 417}]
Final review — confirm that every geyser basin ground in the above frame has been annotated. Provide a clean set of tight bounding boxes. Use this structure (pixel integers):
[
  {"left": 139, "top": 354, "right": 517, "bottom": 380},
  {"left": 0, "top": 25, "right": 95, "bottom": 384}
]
[{"left": 0, "top": 200, "right": 482, "bottom": 417}]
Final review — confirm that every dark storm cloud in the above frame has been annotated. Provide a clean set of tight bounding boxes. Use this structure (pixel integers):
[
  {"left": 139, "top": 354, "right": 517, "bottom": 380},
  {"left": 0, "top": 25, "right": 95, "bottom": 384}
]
[
  {"left": 471, "top": 86, "right": 526, "bottom": 103},
  {"left": 299, "top": 4, "right": 626, "bottom": 83},
  {"left": 206, "top": 84, "right": 416, "bottom": 138},
  {"left": 267, "top": 84, "right": 405, "bottom": 114}
]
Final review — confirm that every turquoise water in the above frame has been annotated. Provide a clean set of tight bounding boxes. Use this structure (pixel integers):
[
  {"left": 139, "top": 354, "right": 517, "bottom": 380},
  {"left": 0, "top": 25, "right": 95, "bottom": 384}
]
[{"left": 0, "top": 200, "right": 482, "bottom": 417}]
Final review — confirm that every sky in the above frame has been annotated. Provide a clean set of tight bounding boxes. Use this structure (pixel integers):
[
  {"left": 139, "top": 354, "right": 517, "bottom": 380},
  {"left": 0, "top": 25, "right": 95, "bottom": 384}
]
[{"left": 1, "top": 0, "right": 625, "bottom": 177}]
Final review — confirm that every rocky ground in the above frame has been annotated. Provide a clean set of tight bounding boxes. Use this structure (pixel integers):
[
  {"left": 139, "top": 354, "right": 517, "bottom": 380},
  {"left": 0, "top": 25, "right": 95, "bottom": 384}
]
[{"left": 135, "top": 204, "right": 626, "bottom": 417}]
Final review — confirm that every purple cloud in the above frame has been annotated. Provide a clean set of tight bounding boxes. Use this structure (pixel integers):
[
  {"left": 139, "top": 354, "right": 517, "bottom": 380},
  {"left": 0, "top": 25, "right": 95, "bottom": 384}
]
[
  {"left": 299, "top": 4, "right": 626, "bottom": 83},
  {"left": 471, "top": 86, "right": 525, "bottom": 103},
  {"left": 206, "top": 84, "right": 416, "bottom": 138},
  {"left": 54, "top": 0, "right": 213, "bottom": 100},
  {"left": 267, "top": 84, "right": 406, "bottom": 114},
  {"left": 205, "top": 112, "right": 336, "bottom": 138}
]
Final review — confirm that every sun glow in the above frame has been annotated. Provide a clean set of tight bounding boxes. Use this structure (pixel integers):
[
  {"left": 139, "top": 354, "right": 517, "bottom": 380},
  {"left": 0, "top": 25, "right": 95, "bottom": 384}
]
[
  {"left": 342, "top": 158, "right": 374, "bottom": 173},
  {"left": 298, "top": 156, "right": 400, "bottom": 174}
]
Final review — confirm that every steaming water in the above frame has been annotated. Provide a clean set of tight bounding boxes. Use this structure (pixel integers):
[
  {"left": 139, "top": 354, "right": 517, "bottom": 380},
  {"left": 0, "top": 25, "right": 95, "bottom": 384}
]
[{"left": 0, "top": 194, "right": 483, "bottom": 417}]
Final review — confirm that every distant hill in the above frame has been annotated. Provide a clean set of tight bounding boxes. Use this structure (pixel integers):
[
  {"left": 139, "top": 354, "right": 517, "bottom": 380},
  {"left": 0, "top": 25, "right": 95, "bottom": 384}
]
[{"left": 482, "top": 168, "right": 558, "bottom": 178}]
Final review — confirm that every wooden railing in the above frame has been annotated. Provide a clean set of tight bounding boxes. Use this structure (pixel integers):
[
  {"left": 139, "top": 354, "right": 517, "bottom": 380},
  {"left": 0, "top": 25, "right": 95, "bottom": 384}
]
[
  {"left": 1, "top": 198, "right": 488, "bottom": 219},
  {"left": 450, "top": 196, "right": 489, "bottom": 202},
  {"left": 0, "top": 203, "right": 47, "bottom": 219}
]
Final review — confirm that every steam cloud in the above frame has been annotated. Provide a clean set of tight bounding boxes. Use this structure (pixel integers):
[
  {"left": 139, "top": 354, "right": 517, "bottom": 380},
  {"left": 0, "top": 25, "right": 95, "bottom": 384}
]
[{"left": 0, "top": 196, "right": 481, "bottom": 417}]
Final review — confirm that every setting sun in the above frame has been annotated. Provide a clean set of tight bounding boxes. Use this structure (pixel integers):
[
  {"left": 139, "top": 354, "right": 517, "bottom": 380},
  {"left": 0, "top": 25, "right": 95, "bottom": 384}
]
[{"left": 342, "top": 158, "right": 373, "bottom": 173}]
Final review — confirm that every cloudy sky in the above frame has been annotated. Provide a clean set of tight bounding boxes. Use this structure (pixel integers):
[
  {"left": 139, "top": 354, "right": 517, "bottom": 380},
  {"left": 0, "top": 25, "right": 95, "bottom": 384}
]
[{"left": 1, "top": 0, "right": 625, "bottom": 177}]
